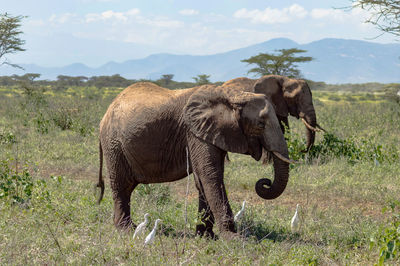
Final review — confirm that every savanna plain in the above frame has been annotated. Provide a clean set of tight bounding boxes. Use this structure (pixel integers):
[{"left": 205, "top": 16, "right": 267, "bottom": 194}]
[{"left": 0, "top": 83, "right": 399, "bottom": 265}]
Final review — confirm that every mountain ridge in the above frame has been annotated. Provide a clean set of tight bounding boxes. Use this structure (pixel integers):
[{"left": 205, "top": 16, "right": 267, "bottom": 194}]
[{"left": 1, "top": 38, "right": 399, "bottom": 83}]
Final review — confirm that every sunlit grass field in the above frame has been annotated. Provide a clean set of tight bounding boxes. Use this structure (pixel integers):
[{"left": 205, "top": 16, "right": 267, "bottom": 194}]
[{"left": 1, "top": 84, "right": 399, "bottom": 265}]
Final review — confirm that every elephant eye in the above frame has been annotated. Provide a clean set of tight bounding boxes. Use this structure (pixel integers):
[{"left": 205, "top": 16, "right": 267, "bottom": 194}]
[{"left": 257, "top": 121, "right": 265, "bottom": 129}]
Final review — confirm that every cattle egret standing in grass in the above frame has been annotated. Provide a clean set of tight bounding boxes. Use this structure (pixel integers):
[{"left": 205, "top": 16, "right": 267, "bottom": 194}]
[
  {"left": 144, "top": 219, "right": 161, "bottom": 245},
  {"left": 291, "top": 204, "right": 300, "bottom": 233},
  {"left": 234, "top": 200, "right": 246, "bottom": 222},
  {"left": 373, "top": 154, "right": 380, "bottom": 167},
  {"left": 133, "top": 213, "right": 149, "bottom": 240}
]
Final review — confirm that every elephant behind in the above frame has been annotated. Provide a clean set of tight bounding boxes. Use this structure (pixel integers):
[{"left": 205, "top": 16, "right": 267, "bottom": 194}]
[
  {"left": 97, "top": 82, "right": 292, "bottom": 239},
  {"left": 222, "top": 75, "right": 323, "bottom": 154}
]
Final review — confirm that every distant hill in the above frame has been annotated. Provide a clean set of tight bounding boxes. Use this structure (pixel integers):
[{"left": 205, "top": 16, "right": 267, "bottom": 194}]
[{"left": 1, "top": 38, "right": 400, "bottom": 83}]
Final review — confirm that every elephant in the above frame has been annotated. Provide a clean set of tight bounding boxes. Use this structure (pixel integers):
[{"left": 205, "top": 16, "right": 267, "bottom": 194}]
[
  {"left": 222, "top": 75, "right": 324, "bottom": 157},
  {"left": 96, "top": 82, "right": 293, "bottom": 239}
]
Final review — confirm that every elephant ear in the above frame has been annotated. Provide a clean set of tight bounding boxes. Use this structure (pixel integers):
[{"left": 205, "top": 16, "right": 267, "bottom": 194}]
[
  {"left": 282, "top": 79, "right": 302, "bottom": 99},
  {"left": 253, "top": 75, "right": 288, "bottom": 118},
  {"left": 184, "top": 85, "right": 248, "bottom": 153}
]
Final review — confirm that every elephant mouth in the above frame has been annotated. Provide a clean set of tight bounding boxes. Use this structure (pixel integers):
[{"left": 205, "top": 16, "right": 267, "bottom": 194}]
[
  {"left": 272, "top": 151, "right": 297, "bottom": 164},
  {"left": 301, "top": 118, "right": 325, "bottom": 133}
]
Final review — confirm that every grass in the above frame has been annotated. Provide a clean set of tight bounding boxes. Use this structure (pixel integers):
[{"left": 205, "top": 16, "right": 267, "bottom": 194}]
[{"left": 0, "top": 84, "right": 399, "bottom": 264}]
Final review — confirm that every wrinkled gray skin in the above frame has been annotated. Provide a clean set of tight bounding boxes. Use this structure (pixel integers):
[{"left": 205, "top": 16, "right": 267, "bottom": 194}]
[
  {"left": 97, "top": 82, "right": 290, "bottom": 239},
  {"left": 222, "top": 75, "right": 319, "bottom": 162}
]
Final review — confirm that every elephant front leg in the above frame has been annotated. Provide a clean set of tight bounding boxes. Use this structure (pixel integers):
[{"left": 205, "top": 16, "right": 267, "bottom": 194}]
[
  {"left": 194, "top": 175, "right": 216, "bottom": 239},
  {"left": 188, "top": 135, "right": 237, "bottom": 238}
]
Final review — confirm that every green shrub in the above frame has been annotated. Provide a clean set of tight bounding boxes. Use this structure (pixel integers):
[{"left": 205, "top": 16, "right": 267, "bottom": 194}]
[
  {"left": 33, "top": 112, "right": 51, "bottom": 134},
  {"left": 328, "top": 95, "right": 341, "bottom": 101},
  {"left": 370, "top": 200, "right": 400, "bottom": 265},
  {"left": 0, "top": 160, "right": 34, "bottom": 204},
  {"left": 135, "top": 184, "right": 171, "bottom": 205},
  {"left": 285, "top": 130, "right": 398, "bottom": 164},
  {"left": 0, "top": 131, "right": 16, "bottom": 145},
  {"left": 50, "top": 107, "right": 75, "bottom": 130}
]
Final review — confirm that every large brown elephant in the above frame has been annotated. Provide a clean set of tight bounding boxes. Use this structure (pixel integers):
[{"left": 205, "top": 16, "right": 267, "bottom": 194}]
[
  {"left": 222, "top": 75, "right": 323, "bottom": 154},
  {"left": 97, "top": 82, "right": 292, "bottom": 239}
]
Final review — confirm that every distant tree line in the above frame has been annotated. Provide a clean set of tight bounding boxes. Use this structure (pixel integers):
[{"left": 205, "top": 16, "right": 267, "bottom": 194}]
[{"left": 0, "top": 73, "right": 220, "bottom": 90}]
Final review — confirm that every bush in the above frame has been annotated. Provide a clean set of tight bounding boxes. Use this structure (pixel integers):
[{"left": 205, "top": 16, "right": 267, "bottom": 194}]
[
  {"left": 135, "top": 184, "right": 171, "bottom": 205},
  {"left": 0, "top": 131, "right": 16, "bottom": 145},
  {"left": 371, "top": 200, "right": 400, "bottom": 265},
  {"left": 285, "top": 130, "right": 398, "bottom": 164},
  {"left": 0, "top": 159, "right": 34, "bottom": 204}
]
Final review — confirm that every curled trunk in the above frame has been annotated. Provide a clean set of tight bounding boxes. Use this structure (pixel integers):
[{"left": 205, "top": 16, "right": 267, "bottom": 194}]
[{"left": 255, "top": 153, "right": 289, "bottom": 199}]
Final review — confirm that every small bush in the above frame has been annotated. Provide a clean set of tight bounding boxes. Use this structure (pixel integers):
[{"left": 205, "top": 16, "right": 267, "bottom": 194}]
[
  {"left": 0, "top": 160, "right": 34, "bottom": 204},
  {"left": 33, "top": 112, "right": 51, "bottom": 134},
  {"left": 370, "top": 200, "right": 400, "bottom": 265},
  {"left": 285, "top": 130, "right": 398, "bottom": 164},
  {"left": 328, "top": 95, "right": 341, "bottom": 101},
  {"left": 0, "top": 131, "right": 17, "bottom": 145},
  {"left": 50, "top": 107, "right": 75, "bottom": 130},
  {"left": 135, "top": 184, "right": 171, "bottom": 205}
]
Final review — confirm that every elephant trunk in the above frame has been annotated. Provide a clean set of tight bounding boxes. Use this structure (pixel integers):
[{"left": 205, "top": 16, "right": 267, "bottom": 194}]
[
  {"left": 255, "top": 154, "right": 289, "bottom": 199},
  {"left": 256, "top": 124, "right": 290, "bottom": 200},
  {"left": 302, "top": 108, "right": 317, "bottom": 152}
]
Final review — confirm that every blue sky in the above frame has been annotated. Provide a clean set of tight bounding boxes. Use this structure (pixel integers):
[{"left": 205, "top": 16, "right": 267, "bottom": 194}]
[{"left": 2, "top": 0, "right": 398, "bottom": 67}]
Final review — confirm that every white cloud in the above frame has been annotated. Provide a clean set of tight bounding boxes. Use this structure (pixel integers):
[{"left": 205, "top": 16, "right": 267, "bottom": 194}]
[
  {"left": 49, "top": 13, "right": 77, "bottom": 24},
  {"left": 137, "top": 16, "right": 184, "bottom": 28},
  {"left": 85, "top": 8, "right": 140, "bottom": 23},
  {"left": 310, "top": 8, "right": 347, "bottom": 21},
  {"left": 179, "top": 9, "right": 199, "bottom": 16},
  {"left": 233, "top": 4, "right": 308, "bottom": 24}
]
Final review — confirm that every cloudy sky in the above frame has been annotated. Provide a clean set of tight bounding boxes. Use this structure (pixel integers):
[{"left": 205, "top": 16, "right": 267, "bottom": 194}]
[{"left": 2, "top": 0, "right": 398, "bottom": 67}]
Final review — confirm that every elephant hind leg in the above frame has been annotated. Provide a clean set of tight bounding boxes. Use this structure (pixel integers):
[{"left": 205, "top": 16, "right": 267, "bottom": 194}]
[
  {"left": 112, "top": 181, "right": 137, "bottom": 229},
  {"left": 106, "top": 149, "right": 138, "bottom": 230}
]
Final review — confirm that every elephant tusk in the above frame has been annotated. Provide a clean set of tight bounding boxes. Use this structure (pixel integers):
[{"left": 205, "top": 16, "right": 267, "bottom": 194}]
[
  {"left": 301, "top": 118, "right": 321, "bottom": 132},
  {"left": 272, "top": 151, "right": 298, "bottom": 164},
  {"left": 316, "top": 123, "right": 326, "bottom": 132}
]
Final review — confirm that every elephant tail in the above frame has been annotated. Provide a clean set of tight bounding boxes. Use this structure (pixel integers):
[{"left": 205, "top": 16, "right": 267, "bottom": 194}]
[{"left": 96, "top": 140, "right": 105, "bottom": 204}]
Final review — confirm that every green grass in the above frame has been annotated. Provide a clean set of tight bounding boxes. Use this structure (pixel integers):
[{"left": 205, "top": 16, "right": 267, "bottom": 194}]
[{"left": 0, "top": 85, "right": 399, "bottom": 264}]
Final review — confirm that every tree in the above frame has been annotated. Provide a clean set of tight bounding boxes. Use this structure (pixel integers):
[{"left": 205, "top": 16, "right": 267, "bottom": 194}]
[
  {"left": 241, "top": 48, "right": 313, "bottom": 78},
  {"left": 351, "top": 0, "right": 400, "bottom": 37},
  {"left": 192, "top": 74, "right": 211, "bottom": 85},
  {"left": 0, "top": 13, "right": 26, "bottom": 69},
  {"left": 160, "top": 74, "right": 174, "bottom": 86}
]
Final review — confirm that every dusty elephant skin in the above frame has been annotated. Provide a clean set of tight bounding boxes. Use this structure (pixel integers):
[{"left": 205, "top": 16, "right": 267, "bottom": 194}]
[
  {"left": 222, "top": 75, "right": 321, "bottom": 162},
  {"left": 97, "top": 82, "right": 291, "bottom": 239}
]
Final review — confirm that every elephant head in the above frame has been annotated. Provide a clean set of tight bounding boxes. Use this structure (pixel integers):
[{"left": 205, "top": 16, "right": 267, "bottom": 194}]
[
  {"left": 184, "top": 85, "right": 291, "bottom": 200},
  {"left": 253, "top": 75, "right": 320, "bottom": 152}
]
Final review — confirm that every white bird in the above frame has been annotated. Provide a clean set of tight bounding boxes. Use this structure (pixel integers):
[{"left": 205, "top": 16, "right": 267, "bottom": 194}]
[
  {"left": 373, "top": 154, "right": 380, "bottom": 167},
  {"left": 144, "top": 219, "right": 161, "bottom": 245},
  {"left": 133, "top": 213, "right": 149, "bottom": 240},
  {"left": 234, "top": 200, "right": 246, "bottom": 222},
  {"left": 291, "top": 204, "right": 300, "bottom": 233}
]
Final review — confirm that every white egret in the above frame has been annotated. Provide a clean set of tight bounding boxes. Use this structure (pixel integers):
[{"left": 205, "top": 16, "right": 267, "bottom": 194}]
[
  {"left": 133, "top": 213, "right": 149, "bottom": 240},
  {"left": 144, "top": 219, "right": 161, "bottom": 245},
  {"left": 234, "top": 200, "right": 246, "bottom": 222},
  {"left": 291, "top": 204, "right": 300, "bottom": 233},
  {"left": 373, "top": 154, "right": 380, "bottom": 167}
]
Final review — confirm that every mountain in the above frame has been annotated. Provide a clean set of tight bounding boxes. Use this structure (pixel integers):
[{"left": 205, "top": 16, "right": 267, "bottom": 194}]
[{"left": 1, "top": 38, "right": 400, "bottom": 83}]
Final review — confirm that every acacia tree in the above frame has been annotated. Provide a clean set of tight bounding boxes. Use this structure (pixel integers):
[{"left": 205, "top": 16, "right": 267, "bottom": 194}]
[
  {"left": 351, "top": 0, "right": 400, "bottom": 37},
  {"left": 241, "top": 48, "right": 313, "bottom": 78},
  {"left": 192, "top": 74, "right": 211, "bottom": 85},
  {"left": 160, "top": 74, "right": 174, "bottom": 86},
  {"left": 0, "top": 13, "right": 26, "bottom": 69}
]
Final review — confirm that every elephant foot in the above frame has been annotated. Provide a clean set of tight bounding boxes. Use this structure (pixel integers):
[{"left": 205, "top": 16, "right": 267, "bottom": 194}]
[
  {"left": 196, "top": 224, "right": 216, "bottom": 240},
  {"left": 114, "top": 217, "right": 136, "bottom": 232},
  {"left": 219, "top": 231, "right": 242, "bottom": 241}
]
